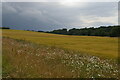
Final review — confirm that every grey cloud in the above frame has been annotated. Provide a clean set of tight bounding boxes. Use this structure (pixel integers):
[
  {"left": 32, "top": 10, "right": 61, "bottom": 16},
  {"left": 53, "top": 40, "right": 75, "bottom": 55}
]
[
  {"left": 2, "top": 2, "right": 118, "bottom": 31},
  {"left": 118, "top": 2, "right": 120, "bottom": 24},
  {"left": 0, "top": 2, "right": 2, "bottom": 27}
]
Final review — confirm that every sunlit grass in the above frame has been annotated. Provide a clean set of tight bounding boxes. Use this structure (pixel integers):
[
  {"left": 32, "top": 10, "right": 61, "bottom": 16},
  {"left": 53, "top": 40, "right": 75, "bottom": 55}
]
[{"left": 2, "top": 29, "right": 118, "bottom": 58}]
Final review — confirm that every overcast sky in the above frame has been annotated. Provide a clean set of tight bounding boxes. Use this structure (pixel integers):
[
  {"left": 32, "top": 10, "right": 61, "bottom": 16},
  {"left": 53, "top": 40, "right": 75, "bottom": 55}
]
[{"left": 2, "top": 2, "right": 118, "bottom": 31}]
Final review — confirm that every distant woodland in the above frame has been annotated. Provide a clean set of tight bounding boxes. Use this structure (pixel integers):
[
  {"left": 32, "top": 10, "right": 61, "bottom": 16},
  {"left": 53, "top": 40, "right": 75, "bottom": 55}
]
[
  {"left": 0, "top": 27, "right": 10, "bottom": 29},
  {"left": 1, "top": 25, "right": 120, "bottom": 37},
  {"left": 48, "top": 25, "right": 120, "bottom": 37}
]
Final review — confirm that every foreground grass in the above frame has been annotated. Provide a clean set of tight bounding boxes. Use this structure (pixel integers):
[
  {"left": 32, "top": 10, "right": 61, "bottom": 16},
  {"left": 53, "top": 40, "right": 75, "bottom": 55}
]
[
  {"left": 2, "top": 37, "right": 118, "bottom": 78},
  {"left": 2, "top": 29, "right": 118, "bottom": 59}
]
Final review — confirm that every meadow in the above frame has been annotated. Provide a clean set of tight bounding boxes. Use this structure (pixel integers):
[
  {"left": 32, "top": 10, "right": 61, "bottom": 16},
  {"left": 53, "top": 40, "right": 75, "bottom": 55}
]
[
  {"left": 2, "top": 29, "right": 118, "bottom": 58},
  {"left": 2, "top": 29, "right": 118, "bottom": 78}
]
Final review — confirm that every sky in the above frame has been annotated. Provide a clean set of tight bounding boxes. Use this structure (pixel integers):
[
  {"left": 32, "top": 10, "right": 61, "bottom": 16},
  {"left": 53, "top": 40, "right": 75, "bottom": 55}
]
[{"left": 2, "top": 1, "right": 119, "bottom": 31}]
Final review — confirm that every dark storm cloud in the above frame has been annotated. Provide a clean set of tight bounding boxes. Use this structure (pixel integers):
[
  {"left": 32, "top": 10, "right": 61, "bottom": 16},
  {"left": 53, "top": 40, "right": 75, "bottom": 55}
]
[
  {"left": 118, "top": 2, "right": 120, "bottom": 24},
  {"left": 2, "top": 2, "right": 118, "bottom": 31},
  {"left": 0, "top": 2, "right": 2, "bottom": 27}
]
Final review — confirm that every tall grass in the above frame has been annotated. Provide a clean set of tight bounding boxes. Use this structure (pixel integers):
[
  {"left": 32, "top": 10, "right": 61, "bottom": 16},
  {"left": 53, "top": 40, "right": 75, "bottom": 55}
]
[{"left": 2, "top": 37, "right": 118, "bottom": 78}]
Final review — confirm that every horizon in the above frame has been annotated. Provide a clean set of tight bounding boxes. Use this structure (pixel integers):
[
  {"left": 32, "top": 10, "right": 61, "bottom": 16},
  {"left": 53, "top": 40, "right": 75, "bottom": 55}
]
[{"left": 1, "top": 25, "right": 119, "bottom": 32}]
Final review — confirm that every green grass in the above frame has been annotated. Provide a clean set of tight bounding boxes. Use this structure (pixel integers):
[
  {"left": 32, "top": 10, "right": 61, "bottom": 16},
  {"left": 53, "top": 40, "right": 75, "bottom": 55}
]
[
  {"left": 2, "top": 37, "right": 118, "bottom": 78},
  {"left": 2, "top": 29, "right": 118, "bottom": 58}
]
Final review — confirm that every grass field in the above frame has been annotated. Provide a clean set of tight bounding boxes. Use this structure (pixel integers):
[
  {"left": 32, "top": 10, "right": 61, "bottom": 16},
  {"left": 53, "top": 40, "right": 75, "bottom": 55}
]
[
  {"left": 2, "top": 29, "right": 119, "bottom": 78},
  {"left": 2, "top": 37, "right": 118, "bottom": 78},
  {"left": 2, "top": 29, "right": 118, "bottom": 58}
]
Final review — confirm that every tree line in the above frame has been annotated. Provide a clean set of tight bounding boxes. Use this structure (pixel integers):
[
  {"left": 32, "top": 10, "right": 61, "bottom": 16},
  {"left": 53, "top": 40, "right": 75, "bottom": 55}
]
[
  {"left": 47, "top": 25, "right": 120, "bottom": 37},
  {"left": 0, "top": 27, "right": 10, "bottom": 29},
  {"left": 1, "top": 25, "right": 120, "bottom": 37}
]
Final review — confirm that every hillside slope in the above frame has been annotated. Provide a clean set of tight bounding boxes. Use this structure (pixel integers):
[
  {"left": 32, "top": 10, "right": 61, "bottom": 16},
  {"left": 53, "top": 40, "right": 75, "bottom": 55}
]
[{"left": 2, "top": 29, "right": 118, "bottom": 58}]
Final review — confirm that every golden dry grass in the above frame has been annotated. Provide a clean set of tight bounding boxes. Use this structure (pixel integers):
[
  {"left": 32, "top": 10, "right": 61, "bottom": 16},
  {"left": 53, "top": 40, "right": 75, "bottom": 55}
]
[
  {"left": 2, "top": 37, "right": 118, "bottom": 78},
  {"left": 2, "top": 29, "right": 118, "bottom": 58}
]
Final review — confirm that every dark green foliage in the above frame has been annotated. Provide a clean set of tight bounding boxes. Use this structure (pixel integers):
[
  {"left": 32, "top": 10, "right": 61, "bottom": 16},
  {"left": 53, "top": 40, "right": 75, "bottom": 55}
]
[
  {"left": 49, "top": 25, "right": 120, "bottom": 37},
  {"left": 0, "top": 27, "right": 10, "bottom": 29},
  {"left": 51, "top": 28, "right": 67, "bottom": 35},
  {"left": 110, "top": 26, "right": 120, "bottom": 37},
  {"left": 38, "top": 30, "right": 44, "bottom": 32}
]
